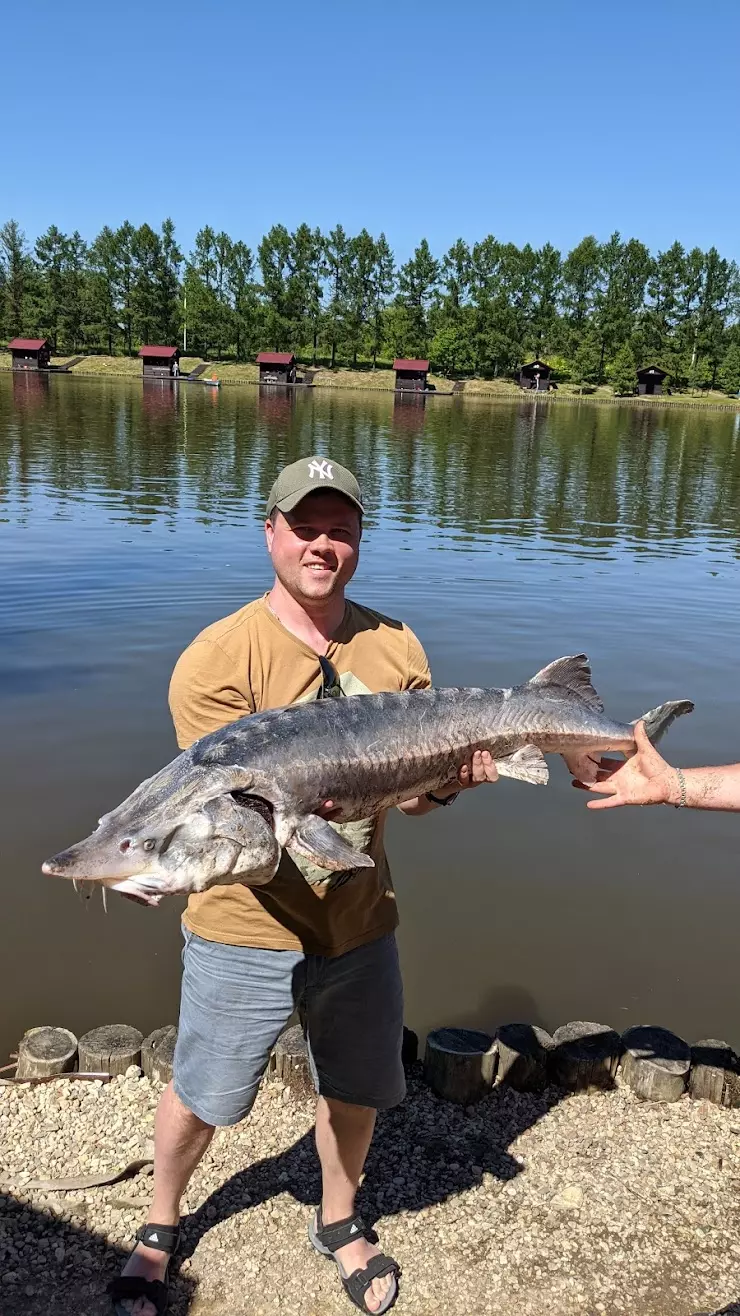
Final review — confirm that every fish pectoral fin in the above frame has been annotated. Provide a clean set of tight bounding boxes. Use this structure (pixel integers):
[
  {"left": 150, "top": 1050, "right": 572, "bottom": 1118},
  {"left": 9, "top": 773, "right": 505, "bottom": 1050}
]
[
  {"left": 495, "top": 745, "right": 549, "bottom": 786},
  {"left": 527, "top": 654, "right": 604, "bottom": 712},
  {"left": 561, "top": 750, "right": 603, "bottom": 784},
  {"left": 287, "top": 815, "right": 375, "bottom": 873}
]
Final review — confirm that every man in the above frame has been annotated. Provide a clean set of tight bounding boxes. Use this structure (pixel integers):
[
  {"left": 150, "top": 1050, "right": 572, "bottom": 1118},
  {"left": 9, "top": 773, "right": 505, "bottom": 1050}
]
[
  {"left": 111, "top": 455, "right": 498, "bottom": 1316},
  {"left": 576, "top": 719, "right": 740, "bottom": 812}
]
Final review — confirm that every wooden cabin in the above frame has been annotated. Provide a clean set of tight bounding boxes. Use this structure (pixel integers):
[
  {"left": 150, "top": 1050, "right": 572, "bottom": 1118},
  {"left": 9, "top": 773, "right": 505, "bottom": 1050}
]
[
  {"left": 138, "top": 345, "right": 180, "bottom": 378},
  {"left": 519, "top": 359, "right": 553, "bottom": 392},
  {"left": 393, "top": 358, "right": 429, "bottom": 392},
  {"left": 636, "top": 365, "right": 667, "bottom": 396},
  {"left": 257, "top": 351, "right": 296, "bottom": 384},
  {"left": 8, "top": 337, "right": 51, "bottom": 371}
]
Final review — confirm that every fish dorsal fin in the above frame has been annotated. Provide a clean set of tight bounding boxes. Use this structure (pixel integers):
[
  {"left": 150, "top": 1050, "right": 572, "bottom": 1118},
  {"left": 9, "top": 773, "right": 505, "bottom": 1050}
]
[{"left": 527, "top": 654, "right": 604, "bottom": 712}]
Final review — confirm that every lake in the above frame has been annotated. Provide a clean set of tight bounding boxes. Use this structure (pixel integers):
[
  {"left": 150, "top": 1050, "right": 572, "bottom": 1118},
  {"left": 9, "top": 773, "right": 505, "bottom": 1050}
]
[{"left": 2, "top": 371, "right": 740, "bottom": 1063}]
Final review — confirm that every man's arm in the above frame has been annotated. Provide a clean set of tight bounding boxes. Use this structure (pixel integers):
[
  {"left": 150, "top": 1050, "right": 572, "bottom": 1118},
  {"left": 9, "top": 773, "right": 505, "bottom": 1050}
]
[
  {"left": 169, "top": 639, "right": 253, "bottom": 750},
  {"left": 576, "top": 720, "right": 740, "bottom": 812}
]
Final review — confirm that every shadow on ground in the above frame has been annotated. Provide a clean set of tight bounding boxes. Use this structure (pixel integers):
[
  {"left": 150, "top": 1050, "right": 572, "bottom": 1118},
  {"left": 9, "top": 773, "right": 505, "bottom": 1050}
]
[{"left": 0, "top": 1189, "right": 196, "bottom": 1315}]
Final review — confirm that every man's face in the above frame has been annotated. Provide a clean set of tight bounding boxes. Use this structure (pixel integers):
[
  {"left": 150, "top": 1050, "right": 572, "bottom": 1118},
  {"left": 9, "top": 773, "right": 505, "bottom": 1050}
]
[{"left": 265, "top": 491, "right": 361, "bottom": 604}]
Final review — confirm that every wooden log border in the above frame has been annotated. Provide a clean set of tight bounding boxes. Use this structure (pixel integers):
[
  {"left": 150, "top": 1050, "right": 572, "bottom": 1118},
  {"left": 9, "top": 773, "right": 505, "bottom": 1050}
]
[{"left": 11, "top": 1017, "right": 740, "bottom": 1108}]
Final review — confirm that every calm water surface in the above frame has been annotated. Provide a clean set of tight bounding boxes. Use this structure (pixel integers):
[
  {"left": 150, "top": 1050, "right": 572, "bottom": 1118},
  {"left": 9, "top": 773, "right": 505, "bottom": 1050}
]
[{"left": 2, "top": 372, "right": 740, "bottom": 1060}]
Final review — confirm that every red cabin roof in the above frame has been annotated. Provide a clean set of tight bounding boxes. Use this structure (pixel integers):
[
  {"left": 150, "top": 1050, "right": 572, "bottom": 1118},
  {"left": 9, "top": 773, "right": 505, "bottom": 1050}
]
[
  {"left": 257, "top": 351, "right": 296, "bottom": 365},
  {"left": 393, "top": 358, "right": 429, "bottom": 372},
  {"left": 138, "top": 345, "right": 179, "bottom": 359},
  {"left": 8, "top": 338, "right": 50, "bottom": 351}
]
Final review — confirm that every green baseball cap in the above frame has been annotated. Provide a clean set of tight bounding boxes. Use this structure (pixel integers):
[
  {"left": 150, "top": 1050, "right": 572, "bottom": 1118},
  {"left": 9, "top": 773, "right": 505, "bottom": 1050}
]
[{"left": 265, "top": 455, "right": 364, "bottom": 519}]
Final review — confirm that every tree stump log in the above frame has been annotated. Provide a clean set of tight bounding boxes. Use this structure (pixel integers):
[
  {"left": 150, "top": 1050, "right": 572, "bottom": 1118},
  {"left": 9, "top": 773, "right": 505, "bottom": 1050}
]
[
  {"left": 423, "top": 1028, "right": 497, "bottom": 1104},
  {"left": 689, "top": 1039, "right": 740, "bottom": 1108},
  {"left": 141, "top": 1026, "right": 178, "bottom": 1085},
  {"left": 620, "top": 1025, "right": 690, "bottom": 1102},
  {"left": 550, "top": 1021, "right": 621, "bottom": 1091},
  {"left": 495, "top": 1023, "right": 553, "bottom": 1091},
  {"left": 16, "top": 1027, "right": 78, "bottom": 1080},
  {"left": 78, "top": 1025, "right": 143, "bottom": 1077},
  {"left": 271, "top": 1024, "right": 313, "bottom": 1096},
  {"left": 402, "top": 1026, "right": 419, "bottom": 1068}
]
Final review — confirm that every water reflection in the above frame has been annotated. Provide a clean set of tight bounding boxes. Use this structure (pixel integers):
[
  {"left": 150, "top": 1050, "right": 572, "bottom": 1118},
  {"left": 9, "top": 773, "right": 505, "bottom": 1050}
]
[
  {"left": 2, "top": 375, "right": 740, "bottom": 1060},
  {"left": 2, "top": 377, "right": 740, "bottom": 556}
]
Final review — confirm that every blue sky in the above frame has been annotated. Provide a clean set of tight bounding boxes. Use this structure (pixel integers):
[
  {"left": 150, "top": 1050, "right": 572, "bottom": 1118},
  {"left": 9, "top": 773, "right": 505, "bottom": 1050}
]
[{"left": 6, "top": 0, "right": 739, "bottom": 264}]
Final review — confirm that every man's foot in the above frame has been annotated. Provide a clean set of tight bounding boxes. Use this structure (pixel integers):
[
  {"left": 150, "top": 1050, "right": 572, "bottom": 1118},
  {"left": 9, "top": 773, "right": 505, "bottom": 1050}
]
[
  {"left": 329, "top": 1232, "right": 394, "bottom": 1313},
  {"left": 310, "top": 1209, "right": 399, "bottom": 1314},
  {"left": 109, "top": 1222, "right": 180, "bottom": 1316}
]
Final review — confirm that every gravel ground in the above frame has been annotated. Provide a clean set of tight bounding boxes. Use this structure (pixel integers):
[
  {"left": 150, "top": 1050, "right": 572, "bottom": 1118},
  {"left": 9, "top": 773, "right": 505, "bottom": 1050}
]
[{"left": 1, "top": 1064, "right": 739, "bottom": 1316}]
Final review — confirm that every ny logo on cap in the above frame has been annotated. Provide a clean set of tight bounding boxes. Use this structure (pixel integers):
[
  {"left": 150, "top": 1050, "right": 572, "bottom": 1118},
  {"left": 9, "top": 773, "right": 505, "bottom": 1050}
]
[{"left": 308, "top": 459, "right": 333, "bottom": 480}]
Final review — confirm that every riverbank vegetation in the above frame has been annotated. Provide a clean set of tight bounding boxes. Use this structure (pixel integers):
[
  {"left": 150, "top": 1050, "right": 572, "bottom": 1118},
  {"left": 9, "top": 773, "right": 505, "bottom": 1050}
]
[{"left": 1, "top": 217, "right": 739, "bottom": 396}]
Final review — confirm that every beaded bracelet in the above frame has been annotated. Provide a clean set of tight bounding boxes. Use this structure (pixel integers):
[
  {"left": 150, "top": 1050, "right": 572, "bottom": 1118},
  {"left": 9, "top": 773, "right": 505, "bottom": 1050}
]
[{"left": 674, "top": 767, "right": 687, "bottom": 808}]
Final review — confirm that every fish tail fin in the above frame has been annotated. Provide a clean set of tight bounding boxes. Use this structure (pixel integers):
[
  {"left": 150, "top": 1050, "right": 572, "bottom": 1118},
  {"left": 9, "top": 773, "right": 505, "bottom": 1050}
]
[
  {"left": 527, "top": 654, "right": 604, "bottom": 712},
  {"left": 495, "top": 745, "right": 549, "bottom": 786},
  {"left": 634, "top": 700, "right": 694, "bottom": 745}
]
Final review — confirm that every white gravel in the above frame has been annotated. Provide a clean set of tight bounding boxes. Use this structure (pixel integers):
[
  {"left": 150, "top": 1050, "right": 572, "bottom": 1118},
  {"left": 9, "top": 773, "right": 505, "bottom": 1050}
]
[{"left": 1, "top": 1064, "right": 739, "bottom": 1316}]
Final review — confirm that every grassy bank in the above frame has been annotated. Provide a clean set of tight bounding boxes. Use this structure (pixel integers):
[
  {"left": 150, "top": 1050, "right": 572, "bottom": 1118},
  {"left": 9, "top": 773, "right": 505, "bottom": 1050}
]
[{"left": 2, "top": 354, "right": 738, "bottom": 407}]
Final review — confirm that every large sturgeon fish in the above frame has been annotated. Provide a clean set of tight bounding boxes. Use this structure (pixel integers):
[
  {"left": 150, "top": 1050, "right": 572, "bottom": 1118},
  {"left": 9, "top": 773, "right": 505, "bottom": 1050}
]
[{"left": 42, "top": 655, "right": 692, "bottom": 906}]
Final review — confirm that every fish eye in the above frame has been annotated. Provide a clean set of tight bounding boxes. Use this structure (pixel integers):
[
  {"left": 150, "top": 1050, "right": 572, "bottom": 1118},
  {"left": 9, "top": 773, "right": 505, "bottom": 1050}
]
[{"left": 143, "top": 839, "right": 156, "bottom": 853}]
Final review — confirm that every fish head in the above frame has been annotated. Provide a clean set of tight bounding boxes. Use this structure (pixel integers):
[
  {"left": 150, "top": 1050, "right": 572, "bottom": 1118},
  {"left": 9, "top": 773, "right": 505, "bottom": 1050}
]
[{"left": 42, "top": 759, "right": 280, "bottom": 904}]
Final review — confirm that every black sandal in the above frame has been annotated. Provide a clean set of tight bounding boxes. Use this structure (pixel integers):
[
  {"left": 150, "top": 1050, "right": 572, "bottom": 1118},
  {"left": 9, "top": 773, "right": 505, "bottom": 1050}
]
[
  {"left": 308, "top": 1208, "right": 400, "bottom": 1313},
  {"left": 107, "top": 1222, "right": 180, "bottom": 1315}
]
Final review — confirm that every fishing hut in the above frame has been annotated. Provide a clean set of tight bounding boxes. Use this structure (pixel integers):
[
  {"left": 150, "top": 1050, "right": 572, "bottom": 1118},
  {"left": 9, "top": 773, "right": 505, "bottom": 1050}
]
[
  {"left": 518, "top": 359, "right": 553, "bottom": 392},
  {"left": 393, "top": 359, "right": 429, "bottom": 392},
  {"left": 138, "top": 346, "right": 180, "bottom": 378},
  {"left": 8, "top": 337, "right": 52, "bottom": 371},
  {"left": 257, "top": 352, "right": 296, "bottom": 384},
  {"left": 636, "top": 365, "right": 667, "bottom": 396}
]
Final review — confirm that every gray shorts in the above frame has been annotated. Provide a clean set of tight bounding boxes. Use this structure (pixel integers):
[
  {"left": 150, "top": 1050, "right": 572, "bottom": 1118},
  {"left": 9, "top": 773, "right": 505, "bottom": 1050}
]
[{"left": 173, "top": 927, "right": 405, "bottom": 1126}]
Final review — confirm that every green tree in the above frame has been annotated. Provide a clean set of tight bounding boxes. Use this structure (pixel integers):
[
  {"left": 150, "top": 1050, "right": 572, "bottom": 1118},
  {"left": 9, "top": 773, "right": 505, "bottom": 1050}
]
[
  {"left": 530, "top": 242, "right": 562, "bottom": 354},
  {"left": 324, "top": 225, "right": 351, "bottom": 367},
  {"left": 719, "top": 343, "right": 740, "bottom": 395},
  {"left": 0, "top": 219, "right": 34, "bottom": 338},
  {"left": 561, "top": 235, "right": 601, "bottom": 330},
  {"left": 34, "top": 225, "right": 67, "bottom": 348},
  {"left": 441, "top": 239, "right": 472, "bottom": 312},
  {"left": 593, "top": 233, "right": 651, "bottom": 380},
  {"left": 258, "top": 224, "right": 295, "bottom": 350},
  {"left": 572, "top": 329, "right": 602, "bottom": 386},
  {"left": 187, "top": 226, "right": 223, "bottom": 355},
  {"left": 156, "top": 219, "right": 182, "bottom": 345},
  {"left": 370, "top": 233, "right": 394, "bottom": 367},
  {"left": 225, "top": 241, "right": 258, "bottom": 361},
  {"left": 397, "top": 238, "right": 440, "bottom": 357},
  {"left": 430, "top": 318, "right": 475, "bottom": 377},
  {"left": 344, "top": 229, "right": 377, "bottom": 365},
  {"left": 291, "top": 225, "right": 325, "bottom": 364},
  {"left": 609, "top": 342, "right": 638, "bottom": 395},
  {"left": 87, "top": 225, "right": 122, "bottom": 354},
  {"left": 131, "top": 224, "right": 162, "bottom": 346},
  {"left": 114, "top": 221, "right": 136, "bottom": 354},
  {"left": 59, "top": 231, "right": 87, "bottom": 351}
]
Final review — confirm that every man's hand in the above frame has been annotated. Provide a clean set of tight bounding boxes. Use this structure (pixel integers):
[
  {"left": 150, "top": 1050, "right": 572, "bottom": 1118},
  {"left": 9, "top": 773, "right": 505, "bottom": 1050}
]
[
  {"left": 573, "top": 720, "right": 677, "bottom": 809},
  {"left": 455, "top": 748, "right": 499, "bottom": 790}
]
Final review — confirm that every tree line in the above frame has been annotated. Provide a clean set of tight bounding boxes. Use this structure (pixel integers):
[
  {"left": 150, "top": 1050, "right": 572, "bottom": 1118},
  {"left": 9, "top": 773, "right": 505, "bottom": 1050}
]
[{"left": 2, "top": 217, "right": 740, "bottom": 393}]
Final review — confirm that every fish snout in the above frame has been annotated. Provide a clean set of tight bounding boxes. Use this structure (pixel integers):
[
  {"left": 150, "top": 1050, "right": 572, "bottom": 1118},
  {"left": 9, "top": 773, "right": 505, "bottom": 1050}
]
[
  {"left": 41, "top": 832, "right": 154, "bottom": 883},
  {"left": 42, "top": 846, "right": 88, "bottom": 879}
]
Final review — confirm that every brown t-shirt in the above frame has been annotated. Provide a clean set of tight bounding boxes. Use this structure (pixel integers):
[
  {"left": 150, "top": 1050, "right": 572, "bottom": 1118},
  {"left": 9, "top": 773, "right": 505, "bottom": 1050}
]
[{"left": 169, "top": 596, "right": 431, "bottom": 956}]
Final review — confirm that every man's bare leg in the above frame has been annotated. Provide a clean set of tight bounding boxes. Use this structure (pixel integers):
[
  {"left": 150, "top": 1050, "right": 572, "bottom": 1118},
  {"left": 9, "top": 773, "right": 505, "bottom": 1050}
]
[
  {"left": 117, "top": 1083, "right": 214, "bottom": 1316},
  {"left": 315, "top": 1095, "right": 393, "bottom": 1314}
]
